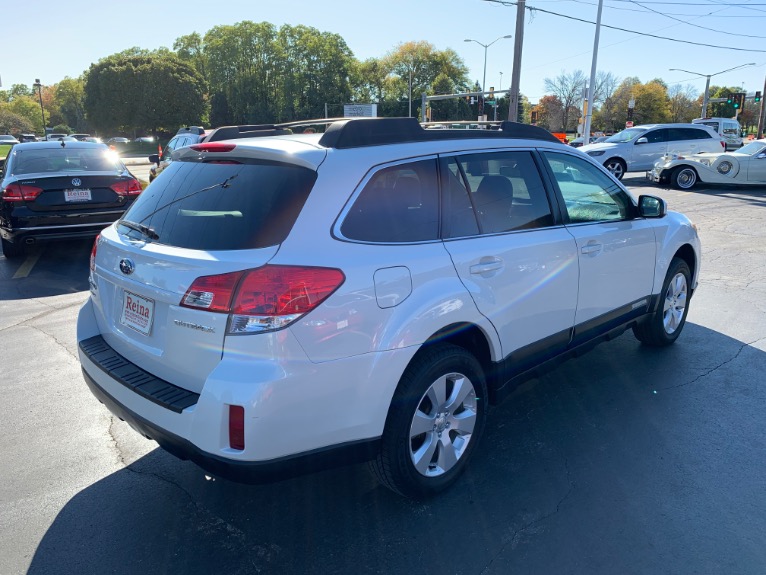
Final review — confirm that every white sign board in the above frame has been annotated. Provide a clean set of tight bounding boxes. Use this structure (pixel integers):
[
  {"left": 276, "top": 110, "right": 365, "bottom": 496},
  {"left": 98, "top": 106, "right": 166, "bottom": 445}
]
[
  {"left": 344, "top": 104, "right": 378, "bottom": 118},
  {"left": 625, "top": 121, "right": 634, "bottom": 128}
]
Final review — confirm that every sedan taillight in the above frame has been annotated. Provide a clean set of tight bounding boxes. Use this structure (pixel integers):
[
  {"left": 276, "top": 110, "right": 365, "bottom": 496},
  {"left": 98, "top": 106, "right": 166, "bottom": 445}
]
[
  {"left": 110, "top": 179, "right": 143, "bottom": 196},
  {"left": 2, "top": 183, "right": 43, "bottom": 202}
]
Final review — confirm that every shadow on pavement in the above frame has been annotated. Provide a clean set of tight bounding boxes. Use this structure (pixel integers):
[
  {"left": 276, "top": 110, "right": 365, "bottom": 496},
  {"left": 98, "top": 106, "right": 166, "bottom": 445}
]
[
  {"left": 0, "top": 238, "right": 91, "bottom": 300},
  {"left": 27, "top": 323, "right": 766, "bottom": 574}
]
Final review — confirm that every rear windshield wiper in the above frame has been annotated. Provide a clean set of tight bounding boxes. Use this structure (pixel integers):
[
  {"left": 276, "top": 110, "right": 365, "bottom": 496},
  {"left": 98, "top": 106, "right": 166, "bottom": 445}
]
[{"left": 119, "top": 219, "right": 159, "bottom": 241}]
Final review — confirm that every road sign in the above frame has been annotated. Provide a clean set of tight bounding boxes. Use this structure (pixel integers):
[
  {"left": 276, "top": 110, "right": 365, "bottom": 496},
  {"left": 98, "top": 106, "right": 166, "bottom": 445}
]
[{"left": 626, "top": 121, "right": 634, "bottom": 128}]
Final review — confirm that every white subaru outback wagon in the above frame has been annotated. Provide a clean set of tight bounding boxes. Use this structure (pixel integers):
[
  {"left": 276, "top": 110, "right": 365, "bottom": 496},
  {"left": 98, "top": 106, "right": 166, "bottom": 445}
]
[{"left": 78, "top": 118, "right": 700, "bottom": 498}]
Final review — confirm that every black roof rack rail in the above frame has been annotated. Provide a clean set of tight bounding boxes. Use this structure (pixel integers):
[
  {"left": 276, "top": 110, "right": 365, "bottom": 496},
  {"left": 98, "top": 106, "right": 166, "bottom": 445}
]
[{"left": 202, "top": 117, "right": 563, "bottom": 147}]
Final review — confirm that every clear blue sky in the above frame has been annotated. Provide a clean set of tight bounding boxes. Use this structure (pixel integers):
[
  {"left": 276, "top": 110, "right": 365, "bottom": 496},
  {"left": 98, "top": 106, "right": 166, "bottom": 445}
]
[{"left": 3, "top": 0, "right": 766, "bottom": 103}]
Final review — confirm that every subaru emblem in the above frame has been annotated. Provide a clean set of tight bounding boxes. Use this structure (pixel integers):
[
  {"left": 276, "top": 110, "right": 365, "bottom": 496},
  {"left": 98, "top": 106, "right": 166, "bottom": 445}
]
[
  {"left": 119, "top": 258, "right": 135, "bottom": 275},
  {"left": 71, "top": 178, "right": 82, "bottom": 187}
]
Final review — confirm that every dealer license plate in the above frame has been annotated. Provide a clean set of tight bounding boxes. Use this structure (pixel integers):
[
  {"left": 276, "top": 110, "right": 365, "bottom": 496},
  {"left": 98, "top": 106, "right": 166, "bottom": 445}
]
[
  {"left": 65, "top": 188, "right": 92, "bottom": 202},
  {"left": 120, "top": 291, "right": 154, "bottom": 335}
]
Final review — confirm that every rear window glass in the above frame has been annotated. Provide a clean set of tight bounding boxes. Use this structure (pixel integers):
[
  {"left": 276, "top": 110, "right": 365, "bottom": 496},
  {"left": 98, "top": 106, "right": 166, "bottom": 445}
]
[
  {"left": 12, "top": 147, "right": 122, "bottom": 175},
  {"left": 120, "top": 159, "right": 316, "bottom": 250}
]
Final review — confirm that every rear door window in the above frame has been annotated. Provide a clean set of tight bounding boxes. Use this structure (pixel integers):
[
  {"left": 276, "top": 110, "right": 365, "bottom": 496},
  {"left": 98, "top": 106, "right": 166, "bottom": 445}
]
[{"left": 120, "top": 159, "right": 316, "bottom": 250}]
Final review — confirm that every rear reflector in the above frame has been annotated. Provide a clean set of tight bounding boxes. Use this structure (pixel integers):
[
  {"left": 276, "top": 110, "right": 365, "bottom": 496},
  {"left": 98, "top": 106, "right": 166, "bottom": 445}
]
[
  {"left": 190, "top": 143, "right": 236, "bottom": 153},
  {"left": 180, "top": 265, "right": 345, "bottom": 334},
  {"left": 110, "top": 179, "right": 143, "bottom": 196},
  {"left": 229, "top": 405, "right": 245, "bottom": 450},
  {"left": 2, "top": 183, "right": 43, "bottom": 202}
]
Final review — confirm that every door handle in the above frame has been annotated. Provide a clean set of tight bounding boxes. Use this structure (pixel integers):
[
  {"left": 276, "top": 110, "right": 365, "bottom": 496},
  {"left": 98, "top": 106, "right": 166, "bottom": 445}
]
[
  {"left": 581, "top": 242, "right": 602, "bottom": 255},
  {"left": 470, "top": 258, "right": 503, "bottom": 275}
]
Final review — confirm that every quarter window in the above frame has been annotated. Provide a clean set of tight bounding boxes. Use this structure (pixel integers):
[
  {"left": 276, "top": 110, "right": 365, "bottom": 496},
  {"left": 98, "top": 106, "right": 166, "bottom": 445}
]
[
  {"left": 340, "top": 159, "right": 439, "bottom": 243},
  {"left": 543, "top": 151, "right": 633, "bottom": 223}
]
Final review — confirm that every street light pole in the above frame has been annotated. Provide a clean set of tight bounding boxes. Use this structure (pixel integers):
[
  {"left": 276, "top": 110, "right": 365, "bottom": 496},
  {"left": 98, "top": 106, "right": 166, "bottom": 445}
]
[
  {"left": 33, "top": 78, "right": 46, "bottom": 132},
  {"left": 669, "top": 63, "right": 755, "bottom": 118},
  {"left": 464, "top": 35, "right": 512, "bottom": 116}
]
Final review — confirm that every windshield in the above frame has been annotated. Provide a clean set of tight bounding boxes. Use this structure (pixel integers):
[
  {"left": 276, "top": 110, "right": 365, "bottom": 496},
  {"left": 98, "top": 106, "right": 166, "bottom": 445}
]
[
  {"left": 605, "top": 128, "right": 648, "bottom": 143},
  {"left": 735, "top": 141, "right": 766, "bottom": 156},
  {"left": 696, "top": 121, "right": 720, "bottom": 132},
  {"left": 119, "top": 158, "right": 317, "bottom": 250},
  {"left": 12, "top": 147, "right": 124, "bottom": 175}
]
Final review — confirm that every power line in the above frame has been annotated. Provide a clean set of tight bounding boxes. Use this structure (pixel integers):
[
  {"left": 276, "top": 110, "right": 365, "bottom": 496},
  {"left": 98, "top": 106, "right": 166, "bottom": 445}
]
[
  {"left": 565, "top": 0, "right": 766, "bottom": 17},
  {"left": 483, "top": 0, "right": 766, "bottom": 52},
  {"left": 626, "top": 0, "right": 766, "bottom": 38}
]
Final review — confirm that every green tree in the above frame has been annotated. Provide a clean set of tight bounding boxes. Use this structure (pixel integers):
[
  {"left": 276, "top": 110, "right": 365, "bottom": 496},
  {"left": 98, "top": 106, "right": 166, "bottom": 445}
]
[
  {"left": 0, "top": 108, "right": 34, "bottom": 134},
  {"left": 56, "top": 77, "right": 87, "bottom": 132},
  {"left": 668, "top": 84, "right": 699, "bottom": 123},
  {"left": 85, "top": 53, "right": 206, "bottom": 134},
  {"left": 174, "top": 32, "right": 208, "bottom": 82},
  {"left": 544, "top": 70, "right": 587, "bottom": 131}
]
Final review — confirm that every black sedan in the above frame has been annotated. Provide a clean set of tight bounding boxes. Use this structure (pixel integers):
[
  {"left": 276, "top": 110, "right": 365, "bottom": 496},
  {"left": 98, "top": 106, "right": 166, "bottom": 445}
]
[{"left": 0, "top": 141, "right": 142, "bottom": 259}]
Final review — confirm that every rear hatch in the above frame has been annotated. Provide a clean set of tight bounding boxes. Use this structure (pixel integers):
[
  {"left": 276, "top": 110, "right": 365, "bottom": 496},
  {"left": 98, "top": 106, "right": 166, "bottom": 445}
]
[{"left": 90, "top": 154, "right": 319, "bottom": 393}]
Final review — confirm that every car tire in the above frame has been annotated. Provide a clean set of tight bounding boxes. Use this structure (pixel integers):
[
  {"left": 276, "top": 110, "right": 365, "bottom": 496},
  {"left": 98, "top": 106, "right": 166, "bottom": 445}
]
[
  {"left": 671, "top": 166, "right": 697, "bottom": 190},
  {"left": 370, "top": 343, "right": 487, "bottom": 498},
  {"left": 604, "top": 158, "right": 626, "bottom": 180},
  {"left": 633, "top": 257, "right": 691, "bottom": 346},
  {"left": 1, "top": 238, "right": 24, "bottom": 259}
]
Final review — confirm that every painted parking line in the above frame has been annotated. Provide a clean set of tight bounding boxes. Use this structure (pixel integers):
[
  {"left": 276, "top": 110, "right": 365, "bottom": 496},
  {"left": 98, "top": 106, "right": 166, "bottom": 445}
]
[{"left": 12, "top": 250, "right": 43, "bottom": 279}]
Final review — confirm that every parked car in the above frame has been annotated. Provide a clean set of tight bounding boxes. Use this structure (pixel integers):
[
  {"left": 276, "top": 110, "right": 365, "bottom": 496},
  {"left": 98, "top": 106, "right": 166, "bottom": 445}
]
[
  {"left": 648, "top": 138, "right": 766, "bottom": 189},
  {"left": 692, "top": 117, "right": 742, "bottom": 150},
  {"left": 0, "top": 135, "right": 20, "bottom": 144},
  {"left": 148, "top": 126, "right": 206, "bottom": 182},
  {"left": 78, "top": 117, "right": 700, "bottom": 498},
  {"left": 45, "top": 133, "right": 68, "bottom": 141},
  {"left": 106, "top": 137, "right": 130, "bottom": 146},
  {"left": 0, "top": 141, "right": 142, "bottom": 258},
  {"left": 17, "top": 134, "right": 39, "bottom": 143},
  {"left": 580, "top": 123, "right": 725, "bottom": 180},
  {"left": 70, "top": 133, "right": 92, "bottom": 141}
]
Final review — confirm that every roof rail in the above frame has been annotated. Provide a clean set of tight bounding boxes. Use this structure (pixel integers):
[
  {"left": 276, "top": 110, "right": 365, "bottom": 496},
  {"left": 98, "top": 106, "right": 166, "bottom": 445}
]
[
  {"left": 202, "top": 117, "right": 563, "bottom": 147},
  {"left": 177, "top": 126, "right": 205, "bottom": 135}
]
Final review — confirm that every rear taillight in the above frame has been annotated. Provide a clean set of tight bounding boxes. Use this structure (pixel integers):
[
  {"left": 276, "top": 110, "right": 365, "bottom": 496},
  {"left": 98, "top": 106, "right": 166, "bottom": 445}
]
[
  {"left": 190, "top": 143, "right": 236, "bottom": 153},
  {"left": 110, "top": 179, "right": 143, "bottom": 196},
  {"left": 180, "top": 265, "right": 345, "bottom": 334},
  {"left": 2, "top": 183, "right": 43, "bottom": 202},
  {"left": 90, "top": 234, "right": 100, "bottom": 273},
  {"left": 720, "top": 141, "right": 726, "bottom": 149},
  {"left": 229, "top": 405, "right": 245, "bottom": 450},
  {"left": 180, "top": 270, "right": 245, "bottom": 312}
]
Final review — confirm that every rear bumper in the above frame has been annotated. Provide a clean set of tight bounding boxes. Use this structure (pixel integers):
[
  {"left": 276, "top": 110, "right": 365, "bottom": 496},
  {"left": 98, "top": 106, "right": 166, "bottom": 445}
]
[
  {"left": 0, "top": 221, "right": 116, "bottom": 244},
  {"left": 81, "top": 365, "right": 380, "bottom": 483}
]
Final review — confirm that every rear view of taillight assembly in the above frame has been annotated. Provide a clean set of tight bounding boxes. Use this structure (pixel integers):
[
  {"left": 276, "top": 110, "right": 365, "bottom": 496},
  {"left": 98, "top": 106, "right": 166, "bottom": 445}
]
[
  {"left": 110, "top": 178, "right": 143, "bottom": 196},
  {"left": 2, "top": 183, "right": 43, "bottom": 202},
  {"left": 90, "top": 234, "right": 100, "bottom": 273},
  {"left": 180, "top": 265, "right": 345, "bottom": 334}
]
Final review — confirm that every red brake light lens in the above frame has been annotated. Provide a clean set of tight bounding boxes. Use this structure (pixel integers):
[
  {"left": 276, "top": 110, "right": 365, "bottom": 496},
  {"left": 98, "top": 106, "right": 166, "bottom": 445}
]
[
  {"left": 2, "top": 183, "right": 43, "bottom": 202},
  {"left": 190, "top": 143, "right": 236, "bottom": 153},
  {"left": 180, "top": 270, "right": 245, "bottom": 312},
  {"left": 110, "top": 179, "right": 143, "bottom": 196},
  {"left": 90, "top": 234, "right": 100, "bottom": 273},
  {"left": 232, "top": 266, "right": 345, "bottom": 316},
  {"left": 179, "top": 265, "right": 345, "bottom": 334}
]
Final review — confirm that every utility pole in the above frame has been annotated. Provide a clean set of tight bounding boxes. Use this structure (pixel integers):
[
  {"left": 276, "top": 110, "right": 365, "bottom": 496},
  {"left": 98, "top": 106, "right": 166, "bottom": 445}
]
[
  {"left": 508, "top": 0, "right": 525, "bottom": 122},
  {"left": 758, "top": 75, "right": 766, "bottom": 138},
  {"left": 582, "top": 0, "right": 604, "bottom": 146}
]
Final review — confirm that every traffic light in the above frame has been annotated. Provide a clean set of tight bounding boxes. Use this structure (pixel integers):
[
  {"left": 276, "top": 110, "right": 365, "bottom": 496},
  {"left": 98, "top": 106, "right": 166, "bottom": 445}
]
[
  {"left": 733, "top": 93, "right": 745, "bottom": 109},
  {"left": 489, "top": 86, "right": 494, "bottom": 100},
  {"left": 517, "top": 101, "right": 524, "bottom": 123},
  {"left": 531, "top": 110, "right": 538, "bottom": 124},
  {"left": 727, "top": 93, "right": 733, "bottom": 104},
  {"left": 756, "top": 91, "right": 762, "bottom": 103}
]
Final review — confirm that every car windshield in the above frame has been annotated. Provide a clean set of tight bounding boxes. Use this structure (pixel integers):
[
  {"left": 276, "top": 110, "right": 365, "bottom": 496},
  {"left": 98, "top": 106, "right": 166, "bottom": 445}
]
[
  {"left": 605, "top": 128, "right": 649, "bottom": 143},
  {"left": 735, "top": 141, "right": 766, "bottom": 156},
  {"left": 12, "top": 148, "right": 124, "bottom": 175}
]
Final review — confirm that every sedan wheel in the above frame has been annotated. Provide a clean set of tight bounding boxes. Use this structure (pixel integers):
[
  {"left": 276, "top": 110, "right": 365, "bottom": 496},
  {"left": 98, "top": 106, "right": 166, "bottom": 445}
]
[
  {"left": 604, "top": 158, "right": 626, "bottom": 180},
  {"left": 633, "top": 257, "right": 691, "bottom": 346},
  {"left": 662, "top": 271, "right": 688, "bottom": 335}
]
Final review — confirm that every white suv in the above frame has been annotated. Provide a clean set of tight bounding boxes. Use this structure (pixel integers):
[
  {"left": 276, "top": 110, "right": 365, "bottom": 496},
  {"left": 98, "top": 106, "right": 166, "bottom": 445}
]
[
  {"left": 580, "top": 123, "right": 725, "bottom": 179},
  {"left": 78, "top": 118, "right": 701, "bottom": 498}
]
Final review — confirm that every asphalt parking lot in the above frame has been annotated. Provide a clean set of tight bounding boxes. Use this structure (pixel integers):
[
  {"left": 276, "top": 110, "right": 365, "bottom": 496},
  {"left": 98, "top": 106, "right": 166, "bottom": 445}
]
[{"left": 1, "top": 174, "right": 765, "bottom": 574}]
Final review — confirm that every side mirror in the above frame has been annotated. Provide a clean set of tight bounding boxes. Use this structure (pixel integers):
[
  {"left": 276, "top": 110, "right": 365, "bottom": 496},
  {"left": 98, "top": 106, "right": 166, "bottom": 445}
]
[
  {"left": 638, "top": 195, "right": 667, "bottom": 218},
  {"left": 635, "top": 137, "right": 649, "bottom": 145},
  {"left": 148, "top": 154, "right": 160, "bottom": 165}
]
